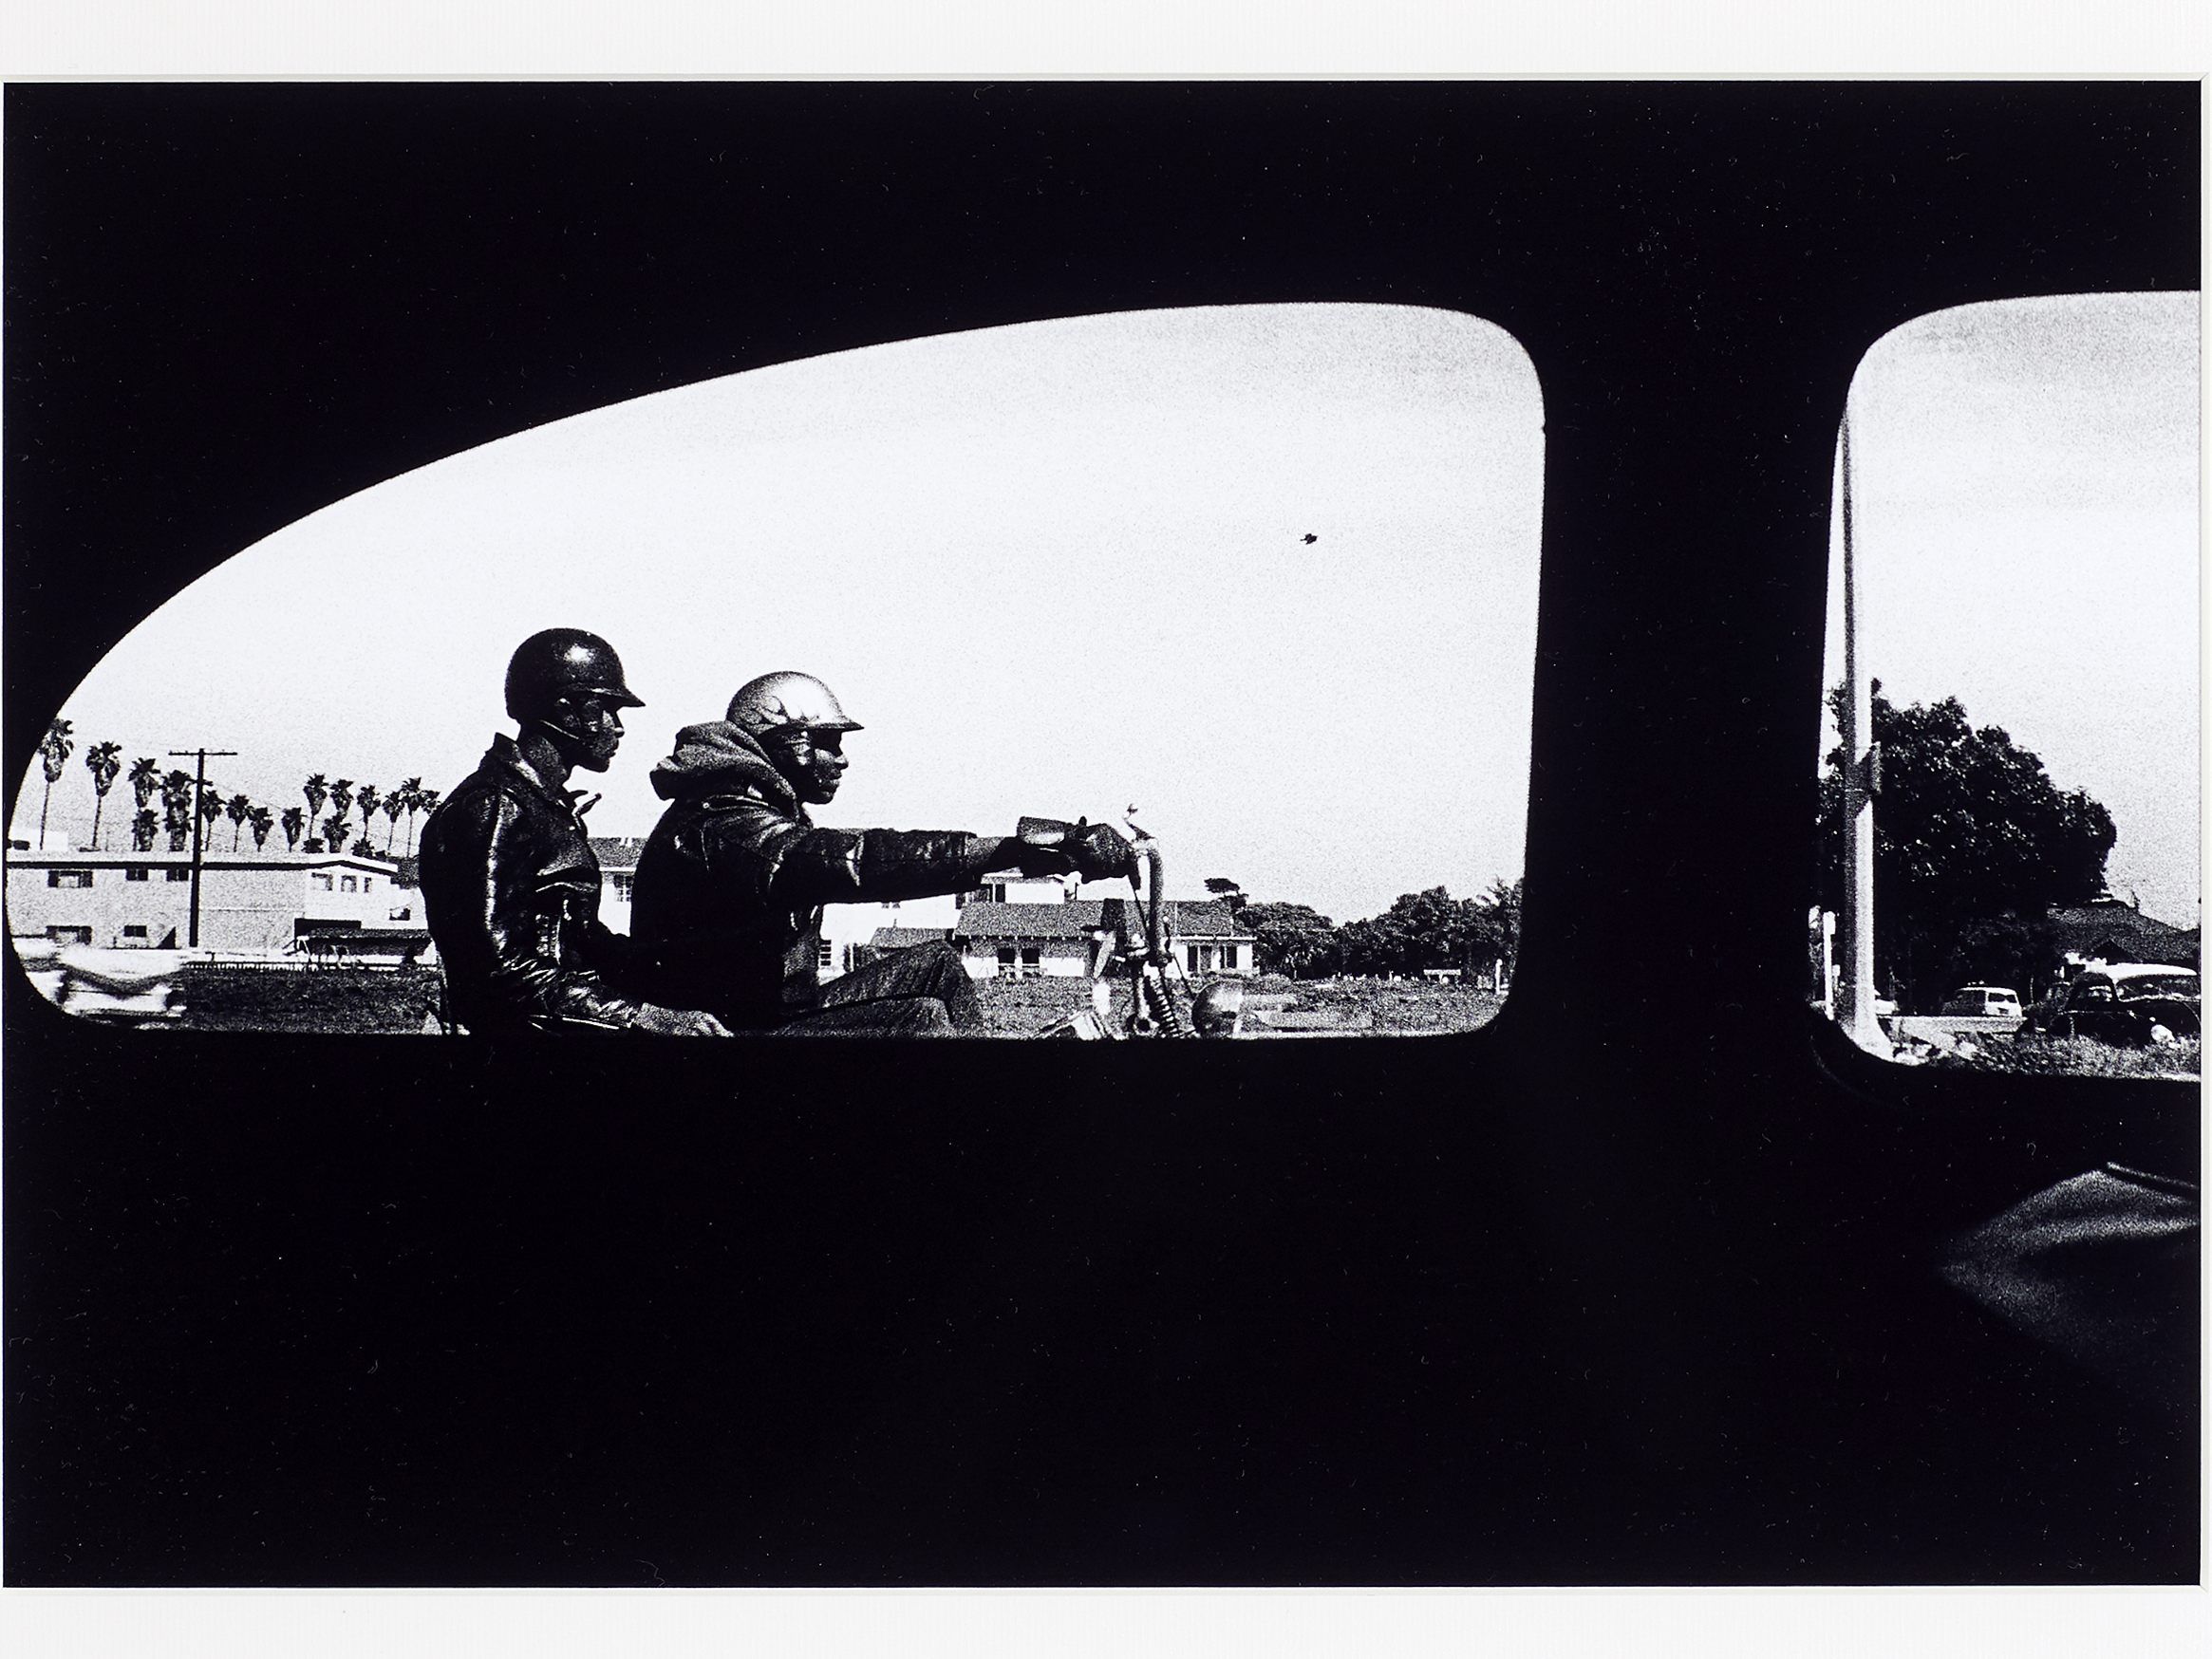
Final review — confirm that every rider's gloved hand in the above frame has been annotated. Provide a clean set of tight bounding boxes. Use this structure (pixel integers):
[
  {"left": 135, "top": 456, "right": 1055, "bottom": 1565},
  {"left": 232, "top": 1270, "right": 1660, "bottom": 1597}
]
[
  {"left": 1067, "top": 820, "right": 1136, "bottom": 881},
  {"left": 1016, "top": 815, "right": 1136, "bottom": 883},
  {"left": 1007, "top": 817, "right": 1078, "bottom": 877},
  {"left": 634, "top": 1002, "right": 733, "bottom": 1036}
]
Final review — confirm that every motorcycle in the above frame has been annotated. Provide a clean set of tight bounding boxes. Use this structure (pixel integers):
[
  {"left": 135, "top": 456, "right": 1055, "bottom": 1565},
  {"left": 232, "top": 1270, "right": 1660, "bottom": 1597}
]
[{"left": 1029, "top": 807, "right": 1243, "bottom": 1040}]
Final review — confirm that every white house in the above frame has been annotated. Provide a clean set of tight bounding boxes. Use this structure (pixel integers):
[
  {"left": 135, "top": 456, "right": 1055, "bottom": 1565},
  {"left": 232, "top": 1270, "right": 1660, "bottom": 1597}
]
[
  {"left": 5, "top": 846, "right": 418, "bottom": 954},
  {"left": 948, "top": 891, "right": 1257, "bottom": 981},
  {"left": 591, "top": 836, "right": 649, "bottom": 934}
]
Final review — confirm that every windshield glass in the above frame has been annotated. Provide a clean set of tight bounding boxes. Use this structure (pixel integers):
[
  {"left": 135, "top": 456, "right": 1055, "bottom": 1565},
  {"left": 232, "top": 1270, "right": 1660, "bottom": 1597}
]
[{"left": 2117, "top": 974, "right": 2198, "bottom": 999}]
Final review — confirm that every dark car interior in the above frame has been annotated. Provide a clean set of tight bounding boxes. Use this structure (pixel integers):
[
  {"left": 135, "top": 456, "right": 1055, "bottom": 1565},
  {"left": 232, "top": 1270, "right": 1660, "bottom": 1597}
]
[{"left": 4, "top": 83, "right": 2198, "bottom": 1585}]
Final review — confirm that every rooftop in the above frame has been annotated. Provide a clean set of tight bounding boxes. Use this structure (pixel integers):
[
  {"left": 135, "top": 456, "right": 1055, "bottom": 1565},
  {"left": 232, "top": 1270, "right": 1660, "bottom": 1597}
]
[
  {"left": 869, "top": 925, "right": 955, "bottom": 949},
  {"left": 590, "top": 836, "right": 649, "bottom": 870},
  {"left": 954, "top": 898, "right": 1257, "bottom": 942},
  {"left": 954, "top": 901, "right": 1105, "bottom": 941},
  {"left": 2049, "top": 899, "right": 2196, "bottom": 965}
]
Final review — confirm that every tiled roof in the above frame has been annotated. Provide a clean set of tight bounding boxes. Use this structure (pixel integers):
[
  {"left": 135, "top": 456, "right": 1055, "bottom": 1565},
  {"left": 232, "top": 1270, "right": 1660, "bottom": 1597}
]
[
  {"left": 869, "top": 926, "right": 954, "bottom": 949},
  {"left": 1171, "top": 900, "right": 1257, "bottom": 940},
  {"left": 953, "top": 898, "right": 1257, "bottom": 942},
  {"left": 954, "top": 901, "right": 1106, "bottom": 941},
  {"left": 590, "top": 836, "right": 648, "bottom": 869}
]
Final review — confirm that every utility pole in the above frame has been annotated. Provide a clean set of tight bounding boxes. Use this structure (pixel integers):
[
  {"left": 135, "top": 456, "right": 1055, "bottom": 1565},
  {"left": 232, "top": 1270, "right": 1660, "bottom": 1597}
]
[
  {"left": 1832, "top": 421, "right": 1885, "bottom": 1052},
  {"left": 168, "top": 747, "right": 237, "bottom": 949}
]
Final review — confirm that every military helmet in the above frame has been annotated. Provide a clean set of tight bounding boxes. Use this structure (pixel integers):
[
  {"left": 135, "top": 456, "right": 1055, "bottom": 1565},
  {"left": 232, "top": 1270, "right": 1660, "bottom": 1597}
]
[
  {"left": 726, "top": 671, "right": 864, "bottom": 738},
  {"left": 504, "top": 628, "right": 645, "bottom": 722}
]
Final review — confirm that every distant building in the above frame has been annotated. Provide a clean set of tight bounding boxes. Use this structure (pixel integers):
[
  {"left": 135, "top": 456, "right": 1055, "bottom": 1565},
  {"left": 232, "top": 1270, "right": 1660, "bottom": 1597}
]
[
  {"left": 953, "top": 901, "right": 1101, "bottom": 979},
  {"left": 2045, "top": 898, "right": 2198, "bottom": 975},
  {"left": 590, "top": 836, "right": 649, "bottom": 934},
  {"left": 950, "top": 895, "right": 1257, "bottom": 980},
  {"left": 5, "top": 848, "right": 417, "bottom": 954}
]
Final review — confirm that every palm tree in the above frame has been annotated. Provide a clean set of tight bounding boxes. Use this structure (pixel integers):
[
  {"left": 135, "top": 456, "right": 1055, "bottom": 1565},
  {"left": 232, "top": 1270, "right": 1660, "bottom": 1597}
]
[
  {"left": 129, "top": 755, "right": 160, "bottom": 815},
  {"left": 328, "top": 779, "right": 354, "bottom": 837},
  {"left": 131, "top": 809, "right": 159, "bottom": 852},
  {"left": 324, "top": 811, "right": 351, "bottom": 851},
  {"left": 413, "top": 787, "right": 441, "bottom": 844},
  {"left": 227, "top": 792, "right": 253, "bottom": 850},
  {"left": 84, "top": 740, "right": 123, "bottom": 849},
  {"left": 36, "top": 718, "right": 74, "bottom": 848},
  {"left": 303, "top": 774, "right": 329, "bottom": 838},
  {"left": 160, "top": 771, "right": 193, "bottom": 851},
  {"left": 383, "top": 788, "right": 407, "bottom": 851},
  {"left": 197, "top": 788, "right": 224, "bottom": 853},
  {"left": 396, "top": 775, "right": 426, "bottom": 852},
  {"left": 354, "top": 784, "right": 381, "bottom": 853},
  {"left": 280, "top": 806, "right": 305, "bottom": 851},
  {"left": 249, "top": 805, "right": 274, "bottom": 850}
]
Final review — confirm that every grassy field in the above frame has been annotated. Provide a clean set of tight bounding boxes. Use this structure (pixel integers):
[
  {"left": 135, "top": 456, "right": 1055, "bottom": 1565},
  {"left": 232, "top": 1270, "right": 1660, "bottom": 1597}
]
[
  {"left": 162, "top": 965, "right": 1506, "bottom": 1037},
  {"left": 178, "top": 964, "right": 442, "bottom": 1035},
  {"left": 1920, "top": 1030, "right": 2201, "bottom": 1079},
  {"left": 974, "top": 973, "right": 1505, "bottom": 1036}
]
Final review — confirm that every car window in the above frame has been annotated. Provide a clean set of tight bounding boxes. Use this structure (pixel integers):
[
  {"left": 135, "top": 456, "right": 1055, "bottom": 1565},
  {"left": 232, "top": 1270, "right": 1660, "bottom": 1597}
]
[
  {"left": 1813, "top": 292, "right": 2199, "bottom": 1075},
  {"left": 9, "top": 304, "right": 1544, "bottom": 1037},
  {"left": 2118, "top": 974, "right": 2196, "bottom": 998}
]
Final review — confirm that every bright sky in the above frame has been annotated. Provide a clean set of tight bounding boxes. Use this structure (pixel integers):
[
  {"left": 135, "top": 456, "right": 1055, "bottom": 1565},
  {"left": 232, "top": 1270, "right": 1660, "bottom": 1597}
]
[
  {"left": 1823, "top": 291, "right": 2200, "bottom": 925},
  {"left": 16, "top": 305, "right": 1544, "bottom": 924}
]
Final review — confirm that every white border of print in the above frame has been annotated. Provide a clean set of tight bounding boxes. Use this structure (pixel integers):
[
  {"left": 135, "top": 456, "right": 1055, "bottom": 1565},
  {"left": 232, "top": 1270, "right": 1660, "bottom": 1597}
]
[{"left": 1, "top": 5, "right": 2204, "bottom": 1658}]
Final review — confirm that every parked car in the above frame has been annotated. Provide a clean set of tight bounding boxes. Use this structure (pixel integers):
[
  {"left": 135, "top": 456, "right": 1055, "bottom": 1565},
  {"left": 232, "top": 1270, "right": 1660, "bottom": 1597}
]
[
  {"left": 1939, "top": 984, "right": 2023, "bottom": 1020},
  {"left": 2025, "top": 964, "right": 2200, "bottom": 1047}
]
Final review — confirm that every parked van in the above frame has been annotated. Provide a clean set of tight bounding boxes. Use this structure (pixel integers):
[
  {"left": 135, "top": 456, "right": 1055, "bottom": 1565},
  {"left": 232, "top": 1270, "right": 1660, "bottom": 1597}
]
[{"left": 1939, "top": 984, "right": 2023, "bottom": 1020}]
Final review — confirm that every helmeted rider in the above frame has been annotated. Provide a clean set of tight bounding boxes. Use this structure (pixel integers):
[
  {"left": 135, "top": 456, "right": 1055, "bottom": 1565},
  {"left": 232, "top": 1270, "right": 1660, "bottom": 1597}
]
[
  {"left": 418, "top": 628, "right": 729, "bottom": 1035},
  {"left": 629, "top": 670, "right": 1135, "bottom": 1035}
]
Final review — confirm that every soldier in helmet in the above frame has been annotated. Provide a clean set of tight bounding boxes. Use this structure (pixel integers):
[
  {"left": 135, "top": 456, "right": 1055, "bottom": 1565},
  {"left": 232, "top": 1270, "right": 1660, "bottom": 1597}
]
[
  {"left": 630, "top": 670, "right": 1135, "bottom": 1035},
  {"left": 418, "top": 628, "right": 729, "bottom": 1036}
]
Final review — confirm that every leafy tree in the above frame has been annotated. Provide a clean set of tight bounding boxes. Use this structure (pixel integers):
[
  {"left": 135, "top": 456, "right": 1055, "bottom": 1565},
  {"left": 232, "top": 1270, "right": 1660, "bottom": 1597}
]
[
  {"left": 1202, "top": 876, "right": 1249, "bottom": 914},
  {"left": 1380, "top": 887, "right": 1477, "bottom": 973},
  {"left": 1332, "top": 911, "right": 1413, "bottom": 977},
  {"left": 36, "top": 718, "right": 73, "bottom": 847},
  {"left": 1816, "top": 687, "right": 2115, "bottom": 1011},
  {"left": 1459, "top": 877, "right": 1523, "bottom": 983},
  {"left": 303, "top": 774, "right": 329, "bottom": 835},
  {"left": 1241, "top": 901, "right": 1339, "bottom": 978},
  {"left": 130, "top": 809, "right": 159, "bottom": 853},
  {"left": 227, "top": 792, "right": 253, "bottom": 850},
  {"left": 84, "top": 740, "right": 123, "bottom": 849},
  {"left": 1318, "top": 883, "right": 1523, "bottom": 980},
  {"left": 280, "top": 806, "right": 305, "bottom": 851},
  {"left": 249, "top": 805, "right": 275, "bottom": 850}
]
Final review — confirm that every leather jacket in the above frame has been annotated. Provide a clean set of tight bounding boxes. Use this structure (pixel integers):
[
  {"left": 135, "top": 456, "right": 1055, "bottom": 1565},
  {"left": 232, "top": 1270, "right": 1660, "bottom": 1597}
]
[
  {"left": 417, "top": 734, "right": 646, "bottom": 1033},
  {"left": 630, "top": 720, "right": 999, "bottom": 1030}
]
